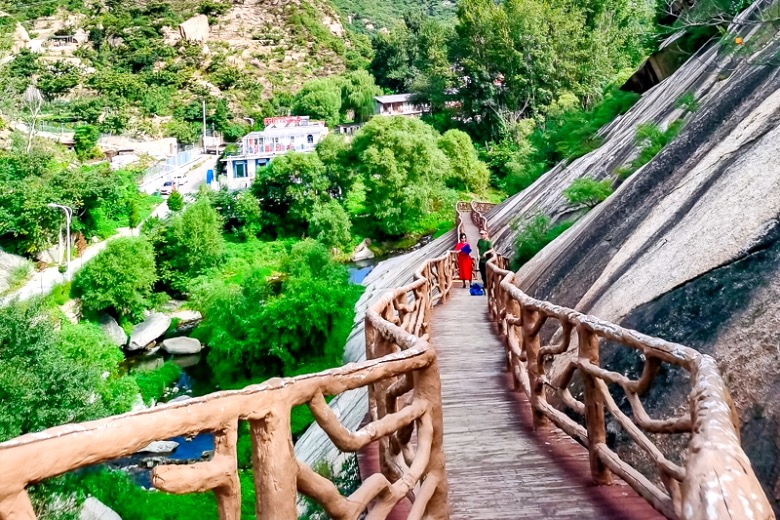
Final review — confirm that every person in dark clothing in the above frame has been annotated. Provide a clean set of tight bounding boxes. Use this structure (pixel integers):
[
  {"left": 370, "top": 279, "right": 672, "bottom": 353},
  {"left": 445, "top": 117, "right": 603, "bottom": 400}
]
[{"left": 477, "top": 229, "right": 494, "bottom": 286}]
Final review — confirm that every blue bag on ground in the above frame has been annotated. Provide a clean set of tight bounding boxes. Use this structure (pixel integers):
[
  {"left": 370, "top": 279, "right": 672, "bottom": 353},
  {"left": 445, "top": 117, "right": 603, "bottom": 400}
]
[{"left": 470, "top": 283, "right": 484, "bottom": 296}]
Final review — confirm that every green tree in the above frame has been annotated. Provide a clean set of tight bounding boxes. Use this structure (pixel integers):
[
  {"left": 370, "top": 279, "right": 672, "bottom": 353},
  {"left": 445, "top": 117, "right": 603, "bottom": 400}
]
[
  {"left": 37, "top": 60, "right": 81, "bottom": 100},
  {"left": 369, "top": 22, "right": 418, "bottom": 92},
  {"left": 315, "top": 134, "right": 355, "bottom": 200},
  {"left": 72, "top": 237, "right": 158, "bottom": 320},
  {"left": 349, "top": 116, "right": 451, "bottom": 236},
  {"left": 73, "top": 124, "right": 100, "bottom": 160},
  {"left": 166, "top": 190, "right": 184, "bottom": 212},
  {"left": 252, "top": 151, "right": 330, "bottom": 235},
  {"left": 308, "top": 200, "right": 352, "bottom": 249},
  {"left": 410, "top": 19, "right": 455, "bottom": 113},
  {"left": 0, "top": 300, "right": 137, "bottom": 442},
  {"left": 562, "top": 178, "right": 613, "bottom": 208},
  {"left": 163, "top": 119, "right": 201, "bottom": 145},
  {"left": 292, "top": 78, "right": 343, "bottom": 126},
  {"left": 234, "top": 190, "right": 262, "bottom": 239},
  {"left": 340, "top": 70, "right": 380, "bottom": 123},
  {"left": 437, "top": 129, "right": 489, "bottom": 193},
  {"left": 143, "top": 197, "right": 226, "bottom": 295},
  {"left": 196, "top": 240, "right": 362, "bottom": 382}
]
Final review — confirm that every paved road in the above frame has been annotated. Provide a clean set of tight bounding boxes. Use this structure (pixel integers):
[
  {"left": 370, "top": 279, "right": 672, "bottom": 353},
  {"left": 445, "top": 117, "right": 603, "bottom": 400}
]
[{"left": 1, "top": 155, "right": 217, "bottom": 305}]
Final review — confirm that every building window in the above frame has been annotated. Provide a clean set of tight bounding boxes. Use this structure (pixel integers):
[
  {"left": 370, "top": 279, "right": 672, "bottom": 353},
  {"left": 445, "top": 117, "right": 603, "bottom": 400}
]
[
  {"left": 234, "top": 160, "right": 247, "bottom": 179},
  {"left": 307, "top": 134, "right": 314, "bottom": 144},
  {"left": 256, "top": 158, "right": 268, "bottom": 169}
]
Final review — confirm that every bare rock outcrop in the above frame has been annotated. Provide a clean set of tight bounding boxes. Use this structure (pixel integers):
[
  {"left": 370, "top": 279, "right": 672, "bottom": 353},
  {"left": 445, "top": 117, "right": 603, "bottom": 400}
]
[
  {"left": 179, "top": 14, "right": 209, "bottom": 42},
  {"left": 11, "top": 23, "right": 29, "bottom": 53}
]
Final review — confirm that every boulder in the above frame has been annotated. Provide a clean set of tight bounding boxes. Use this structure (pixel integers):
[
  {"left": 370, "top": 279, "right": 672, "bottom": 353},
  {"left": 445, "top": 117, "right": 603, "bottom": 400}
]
[
  {"left": 162, "top": 337, "right": 202, "bottom": 355},
  {"left": 168, "top": 310, "right": 203, "bottom": 334},
  {"left": 128, "top": 313, "right": 171, "bottom": 351},
  {"left": 179, "top": 14, "right": 209, "bottom": 42},
  {"left": 79, "top": 497, "right": 121, "bottom": 520},
  {"left": 99, "top": 313, "right": 127, "bottom": 347},
  {"left": 138, "top": 440, "right": 179, "bottom": 454},
  {"left": 350, "top": 238, "right": 375, "bottom": 262}
]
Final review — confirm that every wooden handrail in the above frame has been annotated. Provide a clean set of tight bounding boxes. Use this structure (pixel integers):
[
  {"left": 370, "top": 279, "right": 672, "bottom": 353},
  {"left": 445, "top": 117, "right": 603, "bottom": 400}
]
[
  {"left": 476, "top": 197, "right": 772, "bottom": 520},
  {"left": 0, "top": 251, "right": 458, "bottom": 519}
]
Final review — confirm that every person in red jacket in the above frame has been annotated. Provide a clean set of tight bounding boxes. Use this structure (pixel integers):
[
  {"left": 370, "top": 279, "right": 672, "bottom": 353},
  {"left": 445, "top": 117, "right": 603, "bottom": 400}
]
[{"left": 455, "top": 233, "right": 473, "bottom": 288}]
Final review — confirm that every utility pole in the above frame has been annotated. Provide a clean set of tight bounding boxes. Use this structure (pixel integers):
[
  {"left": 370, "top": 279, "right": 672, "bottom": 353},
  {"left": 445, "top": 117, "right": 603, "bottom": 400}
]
[
  {"left": 48, "top": 204, "right": 73, "bottom": 281},
  {"left": 202, "top": 99, "right": 207, "bottom": 154}
]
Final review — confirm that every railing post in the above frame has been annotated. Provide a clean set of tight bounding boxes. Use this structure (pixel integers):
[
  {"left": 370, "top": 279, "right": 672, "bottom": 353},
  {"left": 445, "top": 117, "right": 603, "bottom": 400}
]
[
  {"left": 250, "top": 408, "right": 297, "bottom": 519},
  {"left": 0, "top": 490, "right": 35, "bottom": 520},
  {"left": 414, "top": 357, "right": 450, "bottom": 519},
  {"left": 577, "top": 327, "right": 612, "bottom": 485},
  {"left": 523, "top": 308, "right": 548, "bottom": 428}
]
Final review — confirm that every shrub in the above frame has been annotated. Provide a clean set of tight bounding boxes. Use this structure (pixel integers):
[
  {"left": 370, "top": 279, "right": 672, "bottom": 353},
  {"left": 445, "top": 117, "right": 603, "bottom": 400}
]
[
  {"left": 616, "top": 120, "right": 684, "bottom": 179},
  {"left": 0, "top": 300, "right": 136, "bottom": 442},
  {"left": 512, "top": 214, "right": 573, "bottom": 269},
  {"left": 133, "top": 361, "right": 182, "bottom": 404},
  {"left": 72, "top": 237, "right": 157, "bottom": 321},
  {"left": 563, "top": 178, "right": 613, "bottom": 208},
  {"left": 675, "top": 91, "right": 699, "bottom": 113},
  {"left": 308, "top": 200, "right": 352, "bottom": 249},
  {"left": 73, "top": 124, "right": 100, "bottom": 160},
  {"left": 166, "top": 190, "right": 184, "bottom": 212}
]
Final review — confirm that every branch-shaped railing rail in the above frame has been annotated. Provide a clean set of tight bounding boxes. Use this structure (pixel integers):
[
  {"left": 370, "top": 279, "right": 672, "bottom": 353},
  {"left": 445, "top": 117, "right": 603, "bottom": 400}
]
[
  {"left": 0, "top": 252, "right": 457, "bottom": 519},
  {"left": 476, "top": 203, "right": 772, "bottom": 520}
]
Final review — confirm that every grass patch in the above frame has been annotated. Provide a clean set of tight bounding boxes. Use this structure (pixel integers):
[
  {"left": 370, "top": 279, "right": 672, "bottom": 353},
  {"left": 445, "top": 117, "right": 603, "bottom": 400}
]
[
  {"left": 615, "top": 120, "right": 684, "bottom": 179},
  {"left": 133, "top": 361, "right": 183, "bottom": 404},
  {"left": 511, "top": 214, "right": 574, "bottom": 270}
]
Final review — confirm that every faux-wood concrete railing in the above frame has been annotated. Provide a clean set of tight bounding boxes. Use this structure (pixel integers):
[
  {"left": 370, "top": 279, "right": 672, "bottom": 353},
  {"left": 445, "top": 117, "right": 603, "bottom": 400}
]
[
  {"left": 481, "top": 243, "right": 772, "bottom": 517},
  {"left": 0, "top": 252, "right": 457, "bottom": 519}
]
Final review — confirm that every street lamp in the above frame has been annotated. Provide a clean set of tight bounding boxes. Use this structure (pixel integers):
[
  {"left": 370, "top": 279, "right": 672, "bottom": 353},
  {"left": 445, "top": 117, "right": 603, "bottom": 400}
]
[{"left": 48, "top": 203, "right": 73, "bottom": 280}]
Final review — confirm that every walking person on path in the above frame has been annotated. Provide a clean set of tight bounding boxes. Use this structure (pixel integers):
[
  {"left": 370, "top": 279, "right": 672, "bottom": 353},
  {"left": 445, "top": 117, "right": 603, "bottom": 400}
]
[
  {"left": 477, "top": 228, "right": 494, "bottom": 286},
  {"left": 455, "top": 233, "right": 473, "bottom": 288}
]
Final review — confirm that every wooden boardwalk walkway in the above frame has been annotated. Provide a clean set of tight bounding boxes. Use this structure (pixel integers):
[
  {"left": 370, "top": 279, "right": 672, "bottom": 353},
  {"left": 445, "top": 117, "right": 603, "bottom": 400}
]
[{"left": 427, "top": 214, "right": 664, "bottom": 519}]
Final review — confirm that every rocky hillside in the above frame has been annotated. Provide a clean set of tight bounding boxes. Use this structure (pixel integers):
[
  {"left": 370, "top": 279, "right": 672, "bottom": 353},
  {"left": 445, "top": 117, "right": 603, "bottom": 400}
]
[
  {"left": 0, "top": 0, "right": 368, "bottom": 141},
  {"left": 484, "top": 1, "right": 780, "bottom": 511}
]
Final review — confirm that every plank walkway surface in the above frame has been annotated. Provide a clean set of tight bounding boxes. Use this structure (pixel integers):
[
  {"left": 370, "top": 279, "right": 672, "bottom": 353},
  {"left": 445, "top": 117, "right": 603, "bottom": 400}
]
[{"left": 427, "top": 213, "right": 664, "bottom": 519}]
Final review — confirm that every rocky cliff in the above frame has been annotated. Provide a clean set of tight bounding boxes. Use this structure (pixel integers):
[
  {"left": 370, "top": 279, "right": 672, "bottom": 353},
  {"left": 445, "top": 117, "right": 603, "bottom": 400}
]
[{"left": 484, "top": 2, "right": 780, "bottom": 511}]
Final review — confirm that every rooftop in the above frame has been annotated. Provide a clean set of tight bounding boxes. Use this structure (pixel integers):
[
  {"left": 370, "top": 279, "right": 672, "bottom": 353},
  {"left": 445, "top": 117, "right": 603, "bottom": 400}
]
[{"left": 375, "top": 93, "right": 415, "bottom": 104}]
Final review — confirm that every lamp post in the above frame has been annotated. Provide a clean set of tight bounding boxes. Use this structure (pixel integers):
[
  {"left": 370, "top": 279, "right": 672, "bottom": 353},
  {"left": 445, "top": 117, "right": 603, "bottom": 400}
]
[{"left": 48, "top": 203, "right": 73, "bottom": 280}]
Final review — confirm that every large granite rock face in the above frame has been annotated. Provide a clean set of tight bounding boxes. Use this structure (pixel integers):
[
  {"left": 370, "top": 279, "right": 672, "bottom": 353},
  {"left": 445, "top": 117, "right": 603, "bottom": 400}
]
[
  {"left": 128, "top": 313, "right": 171, "bottom": 351},
  {"left": 480, "top": 5, "right": 780, "bottom": 512},
  {"left": 79, "top": 497, "right": 121, "bottom": 520}
]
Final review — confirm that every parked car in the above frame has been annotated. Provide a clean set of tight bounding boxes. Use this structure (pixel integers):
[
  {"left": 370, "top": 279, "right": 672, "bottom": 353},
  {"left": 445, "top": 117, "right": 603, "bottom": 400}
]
[{"left": 160, "top": 180, "right": 177, "bottom": 196}]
